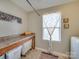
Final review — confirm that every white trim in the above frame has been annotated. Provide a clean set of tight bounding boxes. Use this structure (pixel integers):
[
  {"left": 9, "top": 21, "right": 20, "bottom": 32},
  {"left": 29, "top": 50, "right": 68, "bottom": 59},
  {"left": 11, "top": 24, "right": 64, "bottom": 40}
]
[
  {"left": 36, "top": 47, "right": 48, "bottom": 52},
  {"left": 36, "top": 47, "right": 69, "bottom": 59}
]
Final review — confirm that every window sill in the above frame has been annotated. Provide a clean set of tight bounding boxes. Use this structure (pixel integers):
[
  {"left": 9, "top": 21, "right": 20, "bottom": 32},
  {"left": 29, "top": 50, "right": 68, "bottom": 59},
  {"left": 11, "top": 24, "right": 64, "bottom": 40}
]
[{"left": 43, "top": 39, "right": 61, "bottom": 42}]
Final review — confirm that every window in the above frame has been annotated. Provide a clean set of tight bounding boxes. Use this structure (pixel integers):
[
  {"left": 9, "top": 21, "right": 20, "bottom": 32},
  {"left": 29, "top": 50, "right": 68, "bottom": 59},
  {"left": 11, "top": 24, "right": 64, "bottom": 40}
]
[{"left": 43, "top": 12, "right": 61, "bottom": 41}]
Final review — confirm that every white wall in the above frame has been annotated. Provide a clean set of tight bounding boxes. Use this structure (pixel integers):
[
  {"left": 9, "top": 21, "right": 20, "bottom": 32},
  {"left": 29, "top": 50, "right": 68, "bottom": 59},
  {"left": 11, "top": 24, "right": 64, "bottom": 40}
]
[
  {"left": 28, "top": 1, "right": 79, "bottom": 55},
  {"left": 0, "top": 0, "right": 28, "bottom": 36}
]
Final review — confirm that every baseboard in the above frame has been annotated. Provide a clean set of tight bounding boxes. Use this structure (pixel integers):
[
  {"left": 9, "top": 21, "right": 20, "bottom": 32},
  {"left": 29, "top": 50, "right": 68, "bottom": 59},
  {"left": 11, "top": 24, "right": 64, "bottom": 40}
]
[
  {"left": 36, "top": 47, "right": 48, "bottom": 52},
  {"left": 36, "top": 47, "right": 69, "bottom": 59}
]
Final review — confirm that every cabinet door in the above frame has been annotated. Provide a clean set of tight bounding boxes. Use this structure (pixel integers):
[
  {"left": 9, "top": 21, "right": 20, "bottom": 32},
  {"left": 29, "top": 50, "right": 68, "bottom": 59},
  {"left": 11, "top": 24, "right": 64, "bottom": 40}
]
[{"left": 71, "top": 37, "right": 79, "bottom": 59}]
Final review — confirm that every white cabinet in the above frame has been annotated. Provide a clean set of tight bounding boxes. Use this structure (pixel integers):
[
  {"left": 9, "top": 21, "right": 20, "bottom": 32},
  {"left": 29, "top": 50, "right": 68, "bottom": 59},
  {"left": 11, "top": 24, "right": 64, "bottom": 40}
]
[
  {"left": 0, "top": 55, "right": 5, "bottom": 59},
  {"left": 6, "top": 46, "right": 22, "bottom": 59},
  {"left": 22, "top": 39, "right": 32, "bottom": 55},
  {"left": 71, "top": 37, "right": 79, "bottom": 59}
]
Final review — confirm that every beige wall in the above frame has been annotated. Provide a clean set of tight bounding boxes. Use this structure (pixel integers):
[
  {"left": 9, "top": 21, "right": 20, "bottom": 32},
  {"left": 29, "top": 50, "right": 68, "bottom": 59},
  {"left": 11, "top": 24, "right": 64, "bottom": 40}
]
[
  {"left": 28, "top": 1, "right": 79, "bottom": 54},
  {"left": 0, "top": 0, "right": 28, "bottom": 36}
]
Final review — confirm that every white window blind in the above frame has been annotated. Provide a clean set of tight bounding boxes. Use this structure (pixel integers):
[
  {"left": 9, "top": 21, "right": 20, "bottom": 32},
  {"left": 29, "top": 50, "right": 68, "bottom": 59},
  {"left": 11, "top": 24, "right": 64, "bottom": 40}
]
[{"left": 43, "top": 12, "right": 61, "bottom": 41}]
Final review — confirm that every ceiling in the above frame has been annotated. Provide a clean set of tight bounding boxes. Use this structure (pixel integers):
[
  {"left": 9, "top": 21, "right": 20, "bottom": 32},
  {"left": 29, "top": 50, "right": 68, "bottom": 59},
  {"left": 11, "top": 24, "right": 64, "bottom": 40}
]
[{"left": 10, "top": 0, "right": 77, "bottom": 12}]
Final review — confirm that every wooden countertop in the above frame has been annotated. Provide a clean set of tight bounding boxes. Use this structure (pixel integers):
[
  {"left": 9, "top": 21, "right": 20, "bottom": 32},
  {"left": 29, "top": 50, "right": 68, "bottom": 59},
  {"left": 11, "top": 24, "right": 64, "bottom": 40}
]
[{"left": 0, "top": 34, "right": 35, "bottom": 56}]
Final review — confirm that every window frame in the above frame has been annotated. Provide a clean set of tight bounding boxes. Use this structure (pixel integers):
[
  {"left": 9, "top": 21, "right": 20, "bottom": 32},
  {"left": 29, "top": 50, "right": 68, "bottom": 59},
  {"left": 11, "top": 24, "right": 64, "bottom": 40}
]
[{"left": 42, "top": 12, "right": 61, "bottom": 41}]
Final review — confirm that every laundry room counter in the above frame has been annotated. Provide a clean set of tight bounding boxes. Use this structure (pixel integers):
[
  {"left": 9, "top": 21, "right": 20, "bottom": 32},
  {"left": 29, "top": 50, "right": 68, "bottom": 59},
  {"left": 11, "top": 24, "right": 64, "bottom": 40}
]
[{"left": 0, "top": 33, "right": 35, "bottom": 56}]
